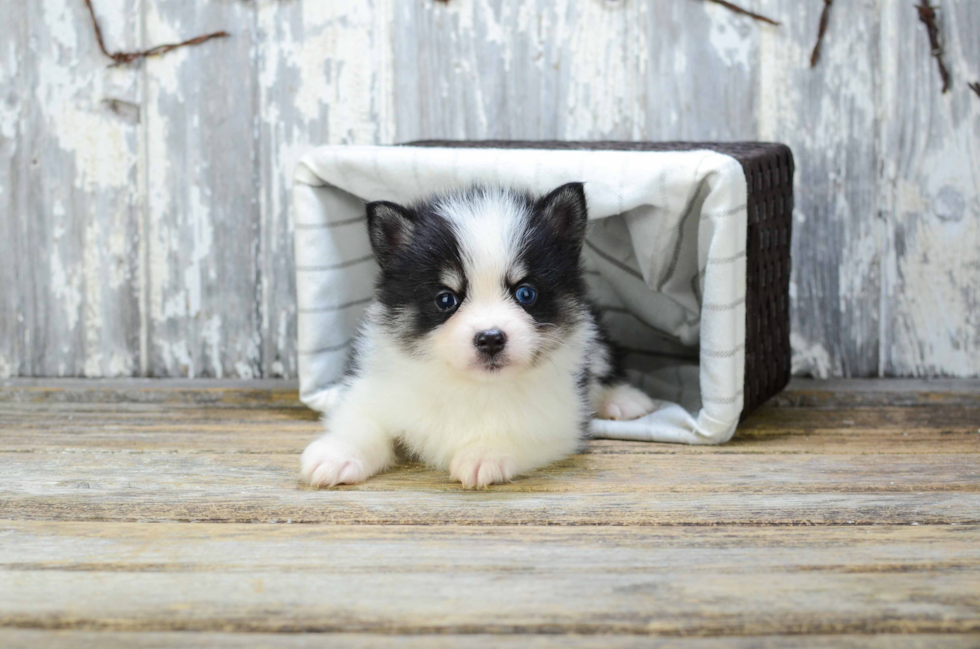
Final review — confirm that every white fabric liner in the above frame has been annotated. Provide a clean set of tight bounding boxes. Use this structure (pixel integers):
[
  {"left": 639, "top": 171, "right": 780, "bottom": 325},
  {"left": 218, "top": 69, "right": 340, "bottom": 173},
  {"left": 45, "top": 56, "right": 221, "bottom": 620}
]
[{"left": 293, "top": 145, "right": 748, "bottom": 445}]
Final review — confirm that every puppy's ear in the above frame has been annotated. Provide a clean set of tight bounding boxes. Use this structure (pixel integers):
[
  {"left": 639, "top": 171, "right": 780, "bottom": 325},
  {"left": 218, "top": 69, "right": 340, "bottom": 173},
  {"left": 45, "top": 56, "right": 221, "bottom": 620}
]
[
  {"left": 366, "top": 201, "right": 415, "bottom": 268},
  {"left": 536, "top": 182, "right": 588, "bottom": 247}
]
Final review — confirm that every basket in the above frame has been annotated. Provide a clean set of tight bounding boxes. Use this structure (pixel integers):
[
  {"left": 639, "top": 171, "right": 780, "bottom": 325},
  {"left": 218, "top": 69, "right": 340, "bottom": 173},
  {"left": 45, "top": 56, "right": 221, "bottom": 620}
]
[{"left": 292, "top": 141, "right": 794, "bottom": 442}]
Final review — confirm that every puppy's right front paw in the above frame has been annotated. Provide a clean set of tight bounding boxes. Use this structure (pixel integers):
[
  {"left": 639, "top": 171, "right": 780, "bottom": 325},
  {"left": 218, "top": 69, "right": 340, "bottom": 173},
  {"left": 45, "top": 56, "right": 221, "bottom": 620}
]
[
  {"left": 300, "top": 438, "right": 370, "bottom": 488},
  {"left": 450, "top": 450, "right": 517, "bottom": 489}
]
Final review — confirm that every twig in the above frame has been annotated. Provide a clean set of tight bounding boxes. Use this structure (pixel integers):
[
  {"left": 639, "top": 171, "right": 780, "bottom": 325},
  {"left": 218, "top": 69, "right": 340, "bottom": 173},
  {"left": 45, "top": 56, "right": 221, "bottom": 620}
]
[
  {"left": 703, "top": 0, "right": 780, "bottom": 26},
  {"left": 810, "top": 0, "right": 833, "bottom": 67},
  {"left": 969, "top": 82, "right": 980, "bottom": 99},
  {"left": 84, "top": 0, "right": 230, "bottom": 66},
  {"left": 915, "top": 2, "right": 951, "bottom": 93}
]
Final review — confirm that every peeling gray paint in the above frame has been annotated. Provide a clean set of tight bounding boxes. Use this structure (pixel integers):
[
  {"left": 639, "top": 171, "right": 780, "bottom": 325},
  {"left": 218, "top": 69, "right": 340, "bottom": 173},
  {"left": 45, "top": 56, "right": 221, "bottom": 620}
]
[{"left": 0, "top": 0, "right": 977, "bottom": 378}]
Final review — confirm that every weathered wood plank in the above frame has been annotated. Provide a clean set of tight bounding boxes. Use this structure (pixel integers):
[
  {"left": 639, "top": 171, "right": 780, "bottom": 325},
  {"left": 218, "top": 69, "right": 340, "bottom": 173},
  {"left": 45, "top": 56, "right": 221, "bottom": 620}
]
[
  {"left": 1, "top": 523, "right": 979, "bottom": 638},
  {"left": 2, "top": 631, "right": 977, "bottom": 649},
  {"left": 3, "top": 447, "right": 979, "bottom": 493},
  {"left": 3, "top": 424, "right": 977, "bottom": 455},
  {"left": 6, "top": 570, "right": 972, "bottom": 634},
  {"left": 4, "top": 521, "right": 979, "bottom": 571},
  {"left": 3, "top": 377, "right": 977, "bottom": 407},
  {"left": 2, "top": 395, "right": 977, "bottom": 456},
  {"left": 1, "top": 522, "right": 979, "bottom": 635},
  {"left": 393, "top": 0, "right": 760, "bottom": 142},
  {"left": 879, "top": 0, "right": 980, "bottom": 376},
  {"left": 767, "top": 378, "right": 980, "bottom": 408},
  {"left": 0, "top": 1, "right": 28, "bottom": 380},
  {"left": 2, "top": 446, "right": 978, "bottom": 524},
  {"left": 255, "top": 1, "right": 393, "bottom": 379},
  {"left": 640, "top": 0, "right": 762, "bottom": 140},
  {"left": 760, "top": 0, "right": 881, "bottom": 377},
  {"left": 143, "top": 0, "right": 260, "bottom": 378},
  {"left": 1, "top": 0, "right": 143, "bottom": 378},
  {"left": 0, "top": 379, "right": 306, "bottom": 407},
  {"left": 737, "top": 403, "right": 980, "bottom": 437},
  {"left": 393, "top": 0, "right": 643, "bottom": 140}
]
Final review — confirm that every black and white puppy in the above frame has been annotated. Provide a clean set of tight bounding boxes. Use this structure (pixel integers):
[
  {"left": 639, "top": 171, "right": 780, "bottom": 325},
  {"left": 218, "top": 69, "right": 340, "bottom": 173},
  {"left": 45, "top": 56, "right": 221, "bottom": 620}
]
[{"left": 301, "top": 183, "right": 655, "bottom": 489}]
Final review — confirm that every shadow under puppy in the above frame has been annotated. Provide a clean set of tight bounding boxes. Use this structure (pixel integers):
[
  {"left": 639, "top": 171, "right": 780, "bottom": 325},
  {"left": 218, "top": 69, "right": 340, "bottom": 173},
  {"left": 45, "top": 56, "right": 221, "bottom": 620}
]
[{"left": 301, "top": 183, "right": 655, "bottom": 489}]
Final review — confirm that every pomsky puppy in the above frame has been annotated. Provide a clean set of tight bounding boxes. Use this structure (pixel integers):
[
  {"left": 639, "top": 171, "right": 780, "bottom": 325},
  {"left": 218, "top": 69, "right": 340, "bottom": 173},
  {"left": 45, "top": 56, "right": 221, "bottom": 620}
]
[{"left": 301, "top": 183, "right": 655, "bottom": 489}]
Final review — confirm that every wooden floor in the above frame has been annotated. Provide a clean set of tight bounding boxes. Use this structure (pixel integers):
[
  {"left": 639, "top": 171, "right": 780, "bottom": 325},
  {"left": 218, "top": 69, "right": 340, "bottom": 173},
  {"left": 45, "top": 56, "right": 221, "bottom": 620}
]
[{"left": 1, "top": 379, "right": 979, "bottom": 648}]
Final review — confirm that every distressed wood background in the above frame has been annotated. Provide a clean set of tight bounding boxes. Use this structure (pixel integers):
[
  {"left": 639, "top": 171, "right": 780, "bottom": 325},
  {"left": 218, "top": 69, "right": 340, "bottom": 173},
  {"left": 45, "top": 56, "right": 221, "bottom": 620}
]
[{"left": 1, "top": 0, "right": 978, "bottom": 379}]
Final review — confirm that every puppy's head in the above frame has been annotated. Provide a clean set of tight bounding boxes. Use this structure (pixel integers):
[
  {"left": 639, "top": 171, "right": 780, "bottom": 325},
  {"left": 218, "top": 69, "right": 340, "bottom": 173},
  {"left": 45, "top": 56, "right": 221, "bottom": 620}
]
[{"left": 367, "top": 183, "right": 588, "bottom": 378}]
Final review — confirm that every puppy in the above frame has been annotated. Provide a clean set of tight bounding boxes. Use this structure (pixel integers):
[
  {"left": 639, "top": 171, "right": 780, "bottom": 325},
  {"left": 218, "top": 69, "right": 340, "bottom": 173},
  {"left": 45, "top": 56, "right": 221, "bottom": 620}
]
[{"left": 301, "top": 183, "right": 655, "bottom": 489}]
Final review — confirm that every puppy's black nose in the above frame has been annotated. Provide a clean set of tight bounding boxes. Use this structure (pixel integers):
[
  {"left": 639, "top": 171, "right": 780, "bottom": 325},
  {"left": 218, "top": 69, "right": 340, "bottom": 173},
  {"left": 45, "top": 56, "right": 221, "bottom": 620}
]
[{"left": 474, "top": 329, "right": 507, "bottom": 356}]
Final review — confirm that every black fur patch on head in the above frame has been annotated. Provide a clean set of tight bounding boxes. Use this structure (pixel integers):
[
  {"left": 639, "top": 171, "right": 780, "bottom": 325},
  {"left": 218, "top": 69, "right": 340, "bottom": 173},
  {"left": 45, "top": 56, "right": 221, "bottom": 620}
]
[
  {"left": 536, "top": 182, "right": 588, "bottom": 246},
  {"left": 366, "top": 201, "right": 416, "bottom": 268},
  {"left": 368, "top": 200, "right": 465, "bottom": 346},
  {"left": 514, "top": 183, "right": 590, "bottom": 329}
]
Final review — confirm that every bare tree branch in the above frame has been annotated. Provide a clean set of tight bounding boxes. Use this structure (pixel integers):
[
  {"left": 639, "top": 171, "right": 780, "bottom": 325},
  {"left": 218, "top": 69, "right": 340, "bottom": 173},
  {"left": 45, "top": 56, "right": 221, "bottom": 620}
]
[
  {"left": 84, "top": 0, "right": 229, "bottom": 66},
  {"left": 703, "top": 0, "right": 780, "bottom": 26},
  {"left": 915, "top": 2, "right": 951, "bottom": 94},
  {"left": 810, "top": 0, "right": 833, "bottom": 68}
]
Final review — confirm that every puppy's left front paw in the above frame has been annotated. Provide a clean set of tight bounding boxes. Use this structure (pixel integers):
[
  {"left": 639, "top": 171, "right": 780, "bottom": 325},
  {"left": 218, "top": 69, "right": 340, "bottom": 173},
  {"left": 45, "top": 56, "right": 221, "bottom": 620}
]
[
  {"left": 597, "top": 383, "right": 657, "bottom": 421},
  {"left": 450, "top": 450, "right": 516, "bottom": 489}
]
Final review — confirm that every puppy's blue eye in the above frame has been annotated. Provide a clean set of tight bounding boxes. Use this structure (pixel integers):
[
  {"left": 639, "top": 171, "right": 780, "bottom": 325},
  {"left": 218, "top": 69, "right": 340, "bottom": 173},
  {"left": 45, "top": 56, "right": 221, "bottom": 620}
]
[
  {"left": 436, "top": 291, "right": 459, "bottom": 311},
  {"left": 515, "top": 285, "right": 537, "bottom": 305}
]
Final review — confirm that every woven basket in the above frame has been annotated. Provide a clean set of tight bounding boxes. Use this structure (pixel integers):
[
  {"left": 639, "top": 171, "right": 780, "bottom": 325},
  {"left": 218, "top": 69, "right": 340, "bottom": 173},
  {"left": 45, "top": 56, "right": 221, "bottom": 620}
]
[{"left": 407, "top": 140, "right": 794, "bottom": 417}]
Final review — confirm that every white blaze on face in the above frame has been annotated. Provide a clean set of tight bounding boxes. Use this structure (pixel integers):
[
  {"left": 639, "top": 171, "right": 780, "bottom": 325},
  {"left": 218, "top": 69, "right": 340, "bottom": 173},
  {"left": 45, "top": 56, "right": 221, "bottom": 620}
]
[{"left": 426, "top": 189, "right": 541, "bottom": 376}]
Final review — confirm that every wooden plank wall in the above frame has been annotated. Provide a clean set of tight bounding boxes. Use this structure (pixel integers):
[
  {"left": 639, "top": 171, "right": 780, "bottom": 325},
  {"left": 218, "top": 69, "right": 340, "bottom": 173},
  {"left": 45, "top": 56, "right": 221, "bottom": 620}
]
[{"left": 1, "top": 0, "right": 977, "bottom": 379}]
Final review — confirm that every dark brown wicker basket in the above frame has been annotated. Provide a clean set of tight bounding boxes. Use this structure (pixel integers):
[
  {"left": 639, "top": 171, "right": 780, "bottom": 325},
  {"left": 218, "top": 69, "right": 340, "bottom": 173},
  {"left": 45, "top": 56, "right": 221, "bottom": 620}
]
[{"left": 406, "top": 140, "right": 794, "bottom": 418}]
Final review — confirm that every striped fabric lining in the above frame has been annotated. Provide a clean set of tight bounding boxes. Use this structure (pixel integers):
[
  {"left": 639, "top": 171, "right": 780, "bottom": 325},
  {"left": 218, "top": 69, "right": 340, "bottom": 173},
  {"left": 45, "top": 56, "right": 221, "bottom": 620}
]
[
  {"left": 699, "top": 203, "right": 747, "bottom": 222},
  {"left": 657, "top": 179, "right": 708, "bottom": 292},
  {"left": 584, "top": 239, "right": 644, "bottom": 280},
  {"left": 701, "top": 391, "right": 745, "bottom": 405},
  {"left": 700, "top": 344, "right": 746, "bottom": 359},
  {"left": 298, "top": 339, "right": 353, "bottom": 356},
  {"left": 598, "top": 306, "right": 690, "bottom": 345},
  {"left": 295, "top": 216, "right": 367, "bottom": 229},
  {"left": 691, "top": 273, "right": 703, "bottom": 308},
  {"left": 702, "top": 297, "right": 746, "bottom": 312},
  {"left": 707, "top": 251, "right": 746, "bottom": 264},
  {"left": 297, "top": 297, "right": 373, "bottom": 314},
  {"left": 621, "top": 347, "right": 700, "bottom": 362},
  {"left": 296, "top": 254, "right": 375, "bottom": 272}
]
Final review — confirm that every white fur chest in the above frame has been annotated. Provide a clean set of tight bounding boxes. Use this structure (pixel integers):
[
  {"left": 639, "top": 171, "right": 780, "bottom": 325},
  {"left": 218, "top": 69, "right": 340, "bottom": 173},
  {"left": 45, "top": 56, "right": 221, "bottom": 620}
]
[{"left": 361, "top": 340, "right": 587, "bottom": 471}]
